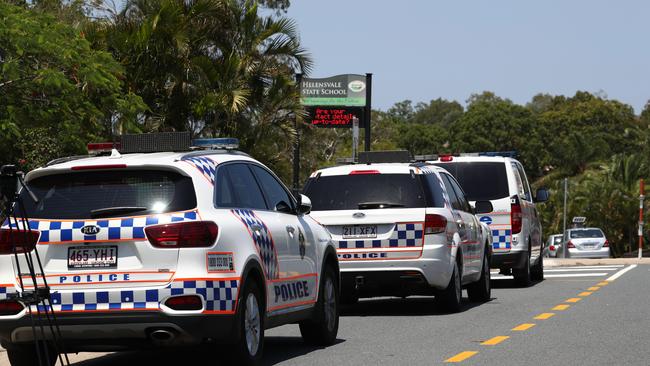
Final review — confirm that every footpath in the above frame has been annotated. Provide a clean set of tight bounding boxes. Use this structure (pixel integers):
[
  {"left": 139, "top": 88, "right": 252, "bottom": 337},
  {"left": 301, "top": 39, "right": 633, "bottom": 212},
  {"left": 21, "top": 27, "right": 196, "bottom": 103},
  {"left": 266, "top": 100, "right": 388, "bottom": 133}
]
[{"left": 545, "top": 257, "right": 650, "bottom": 267}]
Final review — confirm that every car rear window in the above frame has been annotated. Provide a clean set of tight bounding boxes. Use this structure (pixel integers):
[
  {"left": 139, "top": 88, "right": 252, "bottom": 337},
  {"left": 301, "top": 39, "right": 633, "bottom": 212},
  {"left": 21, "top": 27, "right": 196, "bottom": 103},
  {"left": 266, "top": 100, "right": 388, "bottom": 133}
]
[
  {"left": 18, "top": 170, "right": 197, "bottom": 219},
  {"left": 303, "top": 173, "right": 444, "bottom": 211},
  {"left": 432, "top": 162, "right": 509, "bottom": 201},
  {"left": 569, "top": 229, "right": 604, "bottom": 239}
]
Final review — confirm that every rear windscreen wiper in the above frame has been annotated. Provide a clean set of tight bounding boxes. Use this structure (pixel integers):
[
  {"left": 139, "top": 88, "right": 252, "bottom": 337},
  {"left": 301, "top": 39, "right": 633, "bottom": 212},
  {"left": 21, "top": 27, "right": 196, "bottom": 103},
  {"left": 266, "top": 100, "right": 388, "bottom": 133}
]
[
  {"left": 357, "top": 202, "right": 405, "bottom": 210},
  {"left": 90, "top": 206, "right": 148, "bottom": 218}
]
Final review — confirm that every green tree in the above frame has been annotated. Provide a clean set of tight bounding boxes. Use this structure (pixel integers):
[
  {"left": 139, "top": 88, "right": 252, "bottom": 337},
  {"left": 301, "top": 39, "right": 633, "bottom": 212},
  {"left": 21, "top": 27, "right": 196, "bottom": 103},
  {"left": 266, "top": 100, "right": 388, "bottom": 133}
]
[{"left": 0, "top": 1, "right": 145, "bottom": 168}]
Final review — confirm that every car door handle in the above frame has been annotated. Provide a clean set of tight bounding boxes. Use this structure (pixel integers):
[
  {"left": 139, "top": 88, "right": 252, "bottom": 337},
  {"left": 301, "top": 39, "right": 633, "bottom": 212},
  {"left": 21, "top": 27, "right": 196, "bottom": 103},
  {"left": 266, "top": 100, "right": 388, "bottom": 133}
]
[{"left": 286, "top": 226, "right": 295, "bottom": 234}]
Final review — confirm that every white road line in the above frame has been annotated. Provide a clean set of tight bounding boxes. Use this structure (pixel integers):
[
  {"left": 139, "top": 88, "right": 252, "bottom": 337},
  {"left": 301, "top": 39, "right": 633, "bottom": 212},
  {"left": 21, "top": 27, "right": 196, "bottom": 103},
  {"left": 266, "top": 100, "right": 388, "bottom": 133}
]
[
  {"left": 544, "top": 273, "right": 608, "bottom": 278},
  {"left": 547, "top": 265, "right": 624, "bottom": 270},
  {"left": 606, "top": 265, "right": 637, "bottom": 282},
  {"left": 544, "top": 268, "right": 618, "bottom": 272}
]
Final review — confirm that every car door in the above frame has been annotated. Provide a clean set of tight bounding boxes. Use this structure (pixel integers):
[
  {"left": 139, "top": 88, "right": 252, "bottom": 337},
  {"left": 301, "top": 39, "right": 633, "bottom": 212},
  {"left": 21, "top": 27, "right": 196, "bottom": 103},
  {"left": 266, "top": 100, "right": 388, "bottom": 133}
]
[
  {"left": 512, "top": 162, "right": 542, "bottom": 259},
  {"left": 439, "top": 173, "right": 473, "bottom": 278},
  {"left": 249, "top": 164, "right": 318, "bottom": 313},
  {"left": 444, "top": 174, "right": 482, "bottom": 276},
  {"left": 215, "top": 163, "right": 288, "bottom": 311}
]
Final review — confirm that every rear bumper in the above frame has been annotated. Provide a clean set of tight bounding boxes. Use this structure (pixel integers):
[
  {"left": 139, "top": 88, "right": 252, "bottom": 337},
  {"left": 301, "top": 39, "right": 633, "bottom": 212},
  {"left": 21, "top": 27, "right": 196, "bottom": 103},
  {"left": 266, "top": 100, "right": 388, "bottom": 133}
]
[
  {"left": 568, "top": 248, "right": 610, "bottom": 259},
  {"left": 0, "top": 311, "right": 238, "bottom": 352},
  {"left": 491, "top": 250, "right": 527, "bottom": 269},
  {"left": 337, "top": 243, "right": 454, "bottom": 296}
]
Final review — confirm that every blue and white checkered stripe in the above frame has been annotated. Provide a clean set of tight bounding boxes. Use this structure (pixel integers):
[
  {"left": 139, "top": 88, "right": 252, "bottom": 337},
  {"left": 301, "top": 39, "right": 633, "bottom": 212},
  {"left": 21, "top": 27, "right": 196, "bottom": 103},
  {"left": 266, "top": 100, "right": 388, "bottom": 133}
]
[
  {"left": 182, "top": 156, "right": 218, "bottom": 185},
  {"left": 0, "top": 280, "right": 238, "bottom": 313},
  {"left": 338, "top": 223, "right": 424, "bottom": 249},
  {"left": 231, "top": 209, "right": 279, "bottom": 279},
  {"left": 492, "top": 229, "right": 512, "bottom": 250},
  {"left": 437, "top": 175, "right": 451, "bottom": 209},
  {"left": 2, "top": 211, "right": 198, "bottom": 244}
]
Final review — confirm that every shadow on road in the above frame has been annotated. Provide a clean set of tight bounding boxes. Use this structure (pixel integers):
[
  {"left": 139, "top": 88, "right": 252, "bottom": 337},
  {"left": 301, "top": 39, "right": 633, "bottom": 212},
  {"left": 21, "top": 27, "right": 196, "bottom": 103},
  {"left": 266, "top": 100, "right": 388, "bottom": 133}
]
[
  {"left": 340, "top": 296, "right": 492, "bottom": 317},
  {"left": 70, "top": 337, "right": 345, "bottom": 366},
  {"left": 490, "top": 278, "right": 544, "bottom": 289}
]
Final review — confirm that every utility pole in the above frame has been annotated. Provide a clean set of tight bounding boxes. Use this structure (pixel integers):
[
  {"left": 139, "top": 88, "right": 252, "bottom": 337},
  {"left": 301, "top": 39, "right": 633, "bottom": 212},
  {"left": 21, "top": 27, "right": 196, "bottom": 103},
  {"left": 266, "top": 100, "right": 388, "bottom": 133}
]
[
  {"left": 293, "top": 73, "right": 302, "bottom": 193},
  {"left": 639, "top": 179, "right": 645, "bottom": 259},
  {"left": 562, "top": 178, "right": 568, "bottom": 259}
]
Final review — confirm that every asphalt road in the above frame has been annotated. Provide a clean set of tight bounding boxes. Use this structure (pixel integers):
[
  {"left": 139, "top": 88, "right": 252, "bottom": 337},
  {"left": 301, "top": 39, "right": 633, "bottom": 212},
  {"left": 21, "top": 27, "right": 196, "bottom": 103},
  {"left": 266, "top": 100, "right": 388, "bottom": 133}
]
[{"left": 1, "top": 263, "right": 647, "bottom": 365}]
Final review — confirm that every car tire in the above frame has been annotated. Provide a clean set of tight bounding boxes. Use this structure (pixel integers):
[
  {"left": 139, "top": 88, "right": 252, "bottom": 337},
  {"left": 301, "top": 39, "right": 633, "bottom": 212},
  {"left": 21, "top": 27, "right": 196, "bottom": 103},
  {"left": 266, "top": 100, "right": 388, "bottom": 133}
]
[
  {"left": 467, "top": 252, "right": 491, "bottom": 302},
  {"left": 236, "top": 280, "right": 264, "bottom": 366},
  {"left": 7, "top": 343, "right": 57, "bottom": 366},
  {"left": 513, "top": 252, "right": 532, "bottom": 287},
  {"left": 436, "top": 260, "right": 462, "bottom": 313},
  {"left": 299, "top": 265, "right": 339, "bottom": 346},
  {"left": 531, "top": 251, "right": 544, "bottom": 281}
]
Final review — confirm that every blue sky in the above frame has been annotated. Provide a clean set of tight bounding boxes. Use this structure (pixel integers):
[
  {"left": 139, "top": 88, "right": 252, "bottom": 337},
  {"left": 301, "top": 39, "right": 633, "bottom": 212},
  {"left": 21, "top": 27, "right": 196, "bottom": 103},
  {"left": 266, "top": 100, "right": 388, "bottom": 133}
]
[{"left": 287, "top": 0, "right": 650, "bottom": 113}]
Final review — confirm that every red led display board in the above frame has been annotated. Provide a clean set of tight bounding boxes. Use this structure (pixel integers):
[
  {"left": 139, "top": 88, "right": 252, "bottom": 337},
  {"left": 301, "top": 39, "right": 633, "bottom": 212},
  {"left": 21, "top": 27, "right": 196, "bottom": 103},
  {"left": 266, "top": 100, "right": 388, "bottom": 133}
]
[{"left": 307, "top": 107, "right": 364, "bottom": 128}]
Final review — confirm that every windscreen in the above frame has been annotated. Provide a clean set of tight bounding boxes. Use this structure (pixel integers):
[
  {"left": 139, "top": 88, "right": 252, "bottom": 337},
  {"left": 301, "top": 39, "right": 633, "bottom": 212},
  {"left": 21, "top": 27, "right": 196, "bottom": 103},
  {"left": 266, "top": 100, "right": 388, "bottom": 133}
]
[
  {"left": 303, "top": 173, "right": 442, "bottom": 211},
  {"left": 433, "top": 162, "right": 509, "bottom": 201},
  {"left": 569, "top": 229, "right": 604, "bottom": 239},
  {"left": 18, "top": 170, "right": 197, "bottom": 219}
]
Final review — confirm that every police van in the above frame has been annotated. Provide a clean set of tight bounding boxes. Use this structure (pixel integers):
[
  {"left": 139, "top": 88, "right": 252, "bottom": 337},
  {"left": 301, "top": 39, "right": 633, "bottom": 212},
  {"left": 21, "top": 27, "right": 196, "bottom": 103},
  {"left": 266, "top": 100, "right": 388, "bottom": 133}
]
[
  {"left": 431, "top": 152, "right": 549, "bottom": 286},
  {"left": 303, "top": 151, "right": 494, "bottom": 312},
  {"left": 0, "top": 134, "right": 339, "bottom": 365}
]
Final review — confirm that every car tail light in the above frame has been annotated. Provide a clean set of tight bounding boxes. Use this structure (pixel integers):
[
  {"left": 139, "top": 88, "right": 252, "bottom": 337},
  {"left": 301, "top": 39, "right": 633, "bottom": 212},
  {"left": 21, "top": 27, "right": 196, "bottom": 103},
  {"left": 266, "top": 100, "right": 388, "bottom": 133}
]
[
  {"left": 511, "top": 199, "right": 522, "bottom": 234},
  {"left": 349, "top": 170, "right": 380, "bottom": 175},
  {"left": 164, "top": 295, "right": 203, "bottom": 311},
  {"left": 603, "top": 240, "right": 609, "bottom": 247},
  {"left": 71, "top": 164, "right": 127, "bottom": 171},
  {"left": 567, "top": 241, "right": 575, "bottom": 248},
  {"left": 0, "top": 301, "right": 24, "bottom": 316},
  {"left": 424, "top": 214, "right": 447, "bottom": 234},
  {"left": 440, "top": 155, "right": 453, "bottom": 162},
  {"left": 0, "top": 229, "right": 39, "bottom": 255},
  {"left": 145, "top": 222, "right": 218, "bottom": 248},
  {"left": 550, "top": 245, "right": 555, "bottom": 251}
]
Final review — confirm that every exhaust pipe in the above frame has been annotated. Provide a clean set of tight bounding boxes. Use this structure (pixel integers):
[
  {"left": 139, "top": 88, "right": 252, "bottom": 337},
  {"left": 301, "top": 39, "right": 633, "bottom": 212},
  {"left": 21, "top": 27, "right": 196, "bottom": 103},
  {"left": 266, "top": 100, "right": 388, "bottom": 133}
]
[{"left": 149, "top": 329, "right": 176, "bottom": 344}]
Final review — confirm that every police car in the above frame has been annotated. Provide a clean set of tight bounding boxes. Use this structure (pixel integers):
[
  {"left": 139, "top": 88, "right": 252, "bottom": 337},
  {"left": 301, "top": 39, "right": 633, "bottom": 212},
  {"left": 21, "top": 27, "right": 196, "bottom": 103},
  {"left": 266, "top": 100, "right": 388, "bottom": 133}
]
[
  {"left": 0, "top": 134, "right": 340, "bottom": 365},
  {"left": 302, "top": 151, "right": 493, "bottom": 312},
  {"left": 431, "top": 152, "right": 549, "bottom": 286}
]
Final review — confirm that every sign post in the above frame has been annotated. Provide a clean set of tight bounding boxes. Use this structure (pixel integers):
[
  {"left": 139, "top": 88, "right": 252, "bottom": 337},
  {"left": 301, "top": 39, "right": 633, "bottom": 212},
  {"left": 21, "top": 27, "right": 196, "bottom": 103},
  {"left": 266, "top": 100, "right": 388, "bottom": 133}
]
[
  {"left": 293, "top": 73, "right": 303, "bottom": 193},
  {"left": 364, "top": 73, "right": 372, "bottom": 151},
  {"left": 562, "top": 178, "right": 568, "bottom": 259},
  {"left": 352, "top": 117, "right": 359, "bottom": 161},
  {"left": 639, "top": 179, "right": 645, "bottom": 259}
]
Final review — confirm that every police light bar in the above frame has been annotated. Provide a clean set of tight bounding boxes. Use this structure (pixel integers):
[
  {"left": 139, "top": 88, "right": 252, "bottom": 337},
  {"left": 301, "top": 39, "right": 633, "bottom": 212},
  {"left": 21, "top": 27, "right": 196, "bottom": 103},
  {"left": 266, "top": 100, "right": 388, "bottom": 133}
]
[
  {"left": 477, "top": 151, "right": 518, "bottom": 158},
  {"left": 87, "top": 142, "right": 120, "bottom": 155},
  {"left": 191, "top": 138, "right": 240, "bottom": 150}
]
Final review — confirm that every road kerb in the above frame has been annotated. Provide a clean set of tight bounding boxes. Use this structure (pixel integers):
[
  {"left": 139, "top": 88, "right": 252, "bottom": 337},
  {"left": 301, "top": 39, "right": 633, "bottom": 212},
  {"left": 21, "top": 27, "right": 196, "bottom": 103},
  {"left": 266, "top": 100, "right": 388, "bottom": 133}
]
[
  {"left": 445, "top": 351, "right": 478, "bottom": 363},
  {"left": 512, "top": 323, "right": 535, "bottom": 331},
  {"left": 481, "top": 336, "right": 509, "bottom": 346}
]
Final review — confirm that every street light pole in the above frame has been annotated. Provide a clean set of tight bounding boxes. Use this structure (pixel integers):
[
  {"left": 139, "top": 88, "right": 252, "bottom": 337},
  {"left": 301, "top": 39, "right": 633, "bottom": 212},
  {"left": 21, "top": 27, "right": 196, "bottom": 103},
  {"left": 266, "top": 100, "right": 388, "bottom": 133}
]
[{"left": 562, "top": 178, "right": 568, "bottom": 259}]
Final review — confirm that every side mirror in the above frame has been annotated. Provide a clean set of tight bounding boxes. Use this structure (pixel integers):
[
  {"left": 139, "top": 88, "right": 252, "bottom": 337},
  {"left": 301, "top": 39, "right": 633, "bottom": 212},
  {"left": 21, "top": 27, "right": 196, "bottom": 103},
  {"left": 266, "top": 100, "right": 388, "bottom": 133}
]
[
  {"left": 474, "top": 200, "right": 493, "bottom": 214},
  {"left": 297, "top": 194, "right": 312, "bottom": 215},
  {"left": 275, "top": 201, "right": 293, "bottom": 214},
  {"left": 534, "top": 188, "right": 549, "bottom": 203}
]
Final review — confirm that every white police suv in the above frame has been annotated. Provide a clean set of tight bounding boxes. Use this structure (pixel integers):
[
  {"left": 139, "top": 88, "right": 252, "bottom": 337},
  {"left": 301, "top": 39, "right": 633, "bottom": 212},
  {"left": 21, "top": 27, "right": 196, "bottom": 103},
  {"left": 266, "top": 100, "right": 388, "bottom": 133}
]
[
  {"left": 302, "top": 151, "right": 493, "bottom": 313},
  {"left": 0, "top": 134, "right": 339, "bottom": 365},
  {"left": 431, "top": 152, "right": 549, "bottom": 286}
]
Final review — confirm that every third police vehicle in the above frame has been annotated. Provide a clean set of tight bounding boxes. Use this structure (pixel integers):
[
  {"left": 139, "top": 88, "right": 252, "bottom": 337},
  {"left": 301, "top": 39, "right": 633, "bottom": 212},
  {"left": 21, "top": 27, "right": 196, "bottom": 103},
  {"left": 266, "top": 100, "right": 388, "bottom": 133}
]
[
  {"left": 431, "top": 152, "right": 549, "bottom": 286},
  {"left": 303, "top": 151, "right": 493, "bottom": 312}
]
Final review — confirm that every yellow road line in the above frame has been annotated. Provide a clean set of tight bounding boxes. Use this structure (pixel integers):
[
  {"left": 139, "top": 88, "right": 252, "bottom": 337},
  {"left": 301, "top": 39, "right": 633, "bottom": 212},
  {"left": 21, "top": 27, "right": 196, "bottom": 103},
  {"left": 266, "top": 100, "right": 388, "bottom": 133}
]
[
  {"left": 552, "top": 304, "right": 570, "bottom": 311},
  {"left": 598, "top": 281, "right": 608, "bottom": 286},
  {"left": 566, "top": 297, "right": 582, "bottom": 303},
  {"left": 578, "top": 291, "right": 592, "bottom": 297},
  {"left": 481, "top": 336, "right": 509, "bottom": 346},
  {"left": 445, "top": 351, "right": 478, "bottom": 363},
  {"left": 534, "top": 313, "right": 555, "bottom": 320},
  {"left": 588, "top": 286, "right": 600, "bottom": 291},
  {"left": 512, "top": 323, "right": 536, "bottom": 331}
]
